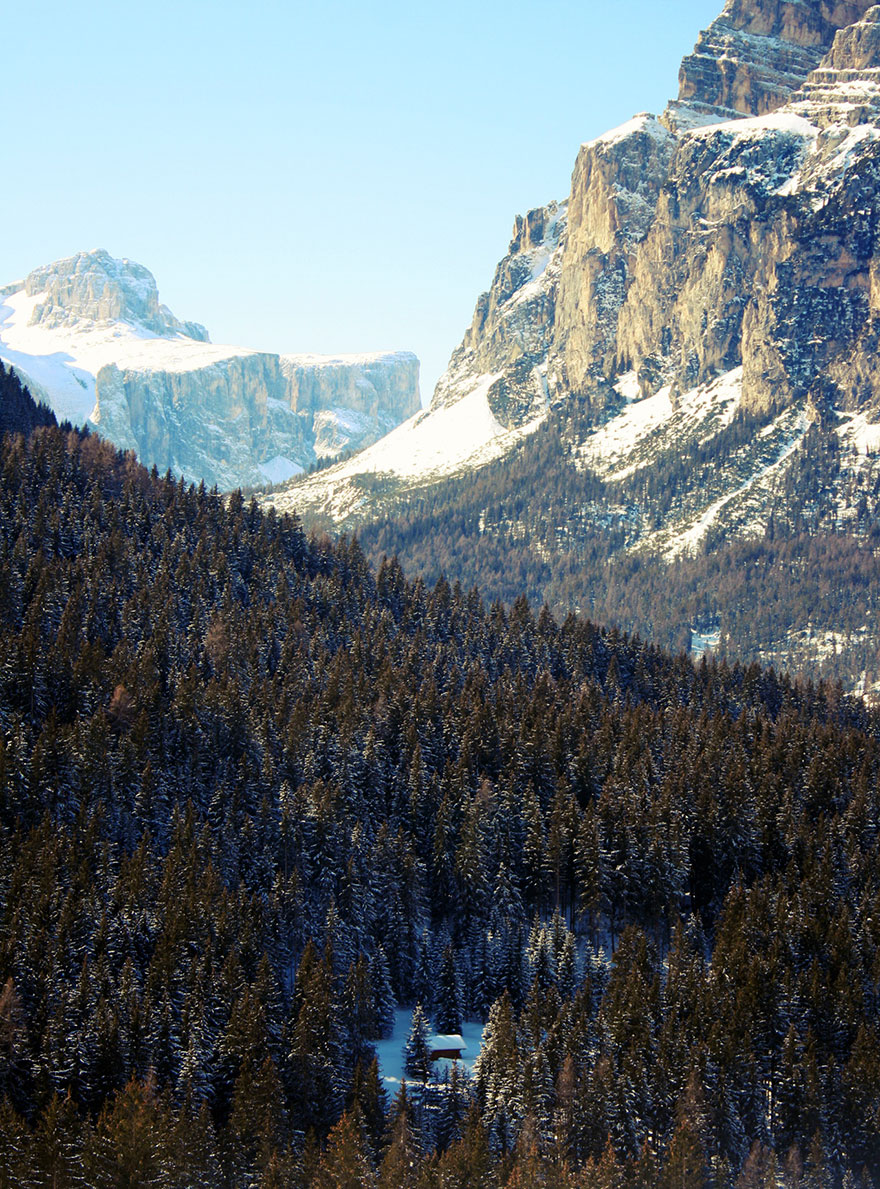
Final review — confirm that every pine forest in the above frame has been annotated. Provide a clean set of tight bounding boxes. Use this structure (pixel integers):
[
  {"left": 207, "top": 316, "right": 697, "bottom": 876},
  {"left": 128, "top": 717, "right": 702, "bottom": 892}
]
[{"left": 0, "top": 371, "right": 879, "bottom": 1185}]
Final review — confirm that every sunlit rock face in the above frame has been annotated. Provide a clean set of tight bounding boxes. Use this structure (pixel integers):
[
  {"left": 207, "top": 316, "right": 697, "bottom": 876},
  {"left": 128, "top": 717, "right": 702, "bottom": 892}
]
[{"left": 434, "top": 0, "right": 880, "bottom": 429}]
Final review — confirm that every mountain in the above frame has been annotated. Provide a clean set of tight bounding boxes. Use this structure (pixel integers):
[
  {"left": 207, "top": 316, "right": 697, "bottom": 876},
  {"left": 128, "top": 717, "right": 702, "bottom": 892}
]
[
  {"left": 0, "top": 249, "right": 420, "bottom": 490},
  {"left": 2, "top": 398, "right": 880, "bottom": 1185},
  {"left": 267, "top": 0, "right": 880, "bottom": 699}
]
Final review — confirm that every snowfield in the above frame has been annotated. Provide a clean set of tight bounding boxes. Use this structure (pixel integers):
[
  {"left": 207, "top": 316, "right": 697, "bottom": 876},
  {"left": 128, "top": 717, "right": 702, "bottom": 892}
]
[
  {"left": 580, "top": 368, "right": 743, "bottom": 483},
  {"left": 0, "top": 287, "right": 258, "bottom": 428}
]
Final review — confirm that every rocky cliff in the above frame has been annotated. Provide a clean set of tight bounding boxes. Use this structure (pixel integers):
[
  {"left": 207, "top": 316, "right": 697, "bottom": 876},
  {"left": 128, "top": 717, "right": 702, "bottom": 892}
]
[
  {"left": 0, "top": 252, "right": 420, "bottom": 489},
  {"left": 431, "top": 201, "right": 566, "bottom": 429},
  {"left": 428, "top": 0, "right": 880, "bottom": 428},
  {"left": 281, "top": 352, "right": 421, "bottom": 457}
]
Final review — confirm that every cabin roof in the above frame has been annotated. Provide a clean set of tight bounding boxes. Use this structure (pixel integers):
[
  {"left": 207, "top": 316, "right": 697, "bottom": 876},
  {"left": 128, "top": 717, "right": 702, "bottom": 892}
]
[{"left": 429, "top": 1034, "right": 466, "bottom": 1051}]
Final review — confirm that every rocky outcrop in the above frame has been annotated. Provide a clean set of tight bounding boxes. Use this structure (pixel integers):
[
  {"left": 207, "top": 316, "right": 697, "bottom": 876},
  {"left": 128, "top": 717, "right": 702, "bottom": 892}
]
[
  {"left": 430, "top": 202, "right": 566, "bottom": 428},
  {"left": 25, "top": 250, "right": 209, "bottom": 341},
  {"left": 618, "top": 2, "right": 880, "bottom": 414},
  {"left": 431, "top": 0, "right": 878, "bottom": 424},
  {"left": 90, "top": 349, "right": 421, "bottom": 488},
  {"left": 614, "top": 114, "right": 819, "bottom": 401}
]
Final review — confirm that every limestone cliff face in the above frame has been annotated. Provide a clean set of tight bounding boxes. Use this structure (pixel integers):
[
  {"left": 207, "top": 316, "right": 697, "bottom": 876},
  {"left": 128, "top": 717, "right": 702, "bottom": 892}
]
[
  {"left": 437, "top": 0, "right": 880, "bottom": 432},
  {"left": 91, "top": 350, "right": 421, "bottom": 488},
  {"left": 619, "top": 2, "right": 880, "bottom": 414},
  {"left": 282, "top": 352, "right": 421, "bottom": 457},
  {"left": 550, "top": 116, "right": 676, "bottom": 400},
  {"left": 431, "top": 202, "right": 566, "bottom": 429},
  {"left": 614, "top": 116, "right": 819, "bottom": 400},
  {"left": 92, "top": 354, "right": 310, "bottom": 492}
]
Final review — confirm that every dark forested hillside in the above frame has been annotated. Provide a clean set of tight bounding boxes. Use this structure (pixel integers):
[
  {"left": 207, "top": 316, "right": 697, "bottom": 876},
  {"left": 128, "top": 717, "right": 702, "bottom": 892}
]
[
  {"left": 2, "top": 407, "right": 880, "bottom": 1185},
  {"left": 0, "top": 363, "right": 56, "bottom": 439},
  {"left": 344, "top": 407, "right": 880, "bottom": 697}
]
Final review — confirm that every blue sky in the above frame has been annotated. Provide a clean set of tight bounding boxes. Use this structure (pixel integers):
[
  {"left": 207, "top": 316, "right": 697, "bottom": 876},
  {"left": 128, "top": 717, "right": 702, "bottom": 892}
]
[{"left": 4, "top": 0, "right": 719, "bottom": 400}]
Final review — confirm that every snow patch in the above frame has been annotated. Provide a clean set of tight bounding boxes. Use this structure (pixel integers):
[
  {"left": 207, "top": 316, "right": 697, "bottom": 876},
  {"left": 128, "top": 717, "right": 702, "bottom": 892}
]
[
  {"left": 663, "top": 409, "right": 809, "bottom": 559},
  {"left": 586, "top": 112, "right": 673, "bottom": 149},
  {"left": 259, "top": 456, "right": 303, "bottom": 485},
  {"left": 582, "top": 368, "right": 743, "bottom": 482},
  {"left": 691, "top": 628, "right": 721, "bottom": 659},
  {"left": 613, "top": 370, "right": 641, "bottom": 403},
  {"left": 838, "top": 410, "right": 880, "bottom": 455},
  {"left": 685, "top": 109, "right": 818, "bottom": 143}
]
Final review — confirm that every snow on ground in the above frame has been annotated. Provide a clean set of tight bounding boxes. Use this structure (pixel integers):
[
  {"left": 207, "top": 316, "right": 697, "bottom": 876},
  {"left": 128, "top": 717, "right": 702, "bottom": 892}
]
[
  {"left": 581, "top": 367, "right": 743, "bottom": 482},
  {"left": 661, "top": 409, "right": 809, "bottom": 559},
  {"left": 837, "top": 409, "right": 880, "bottom": 456},
  {"left": 613, "top": 371, "right": 642, "bottom": 403},
  {"left": 259, "top": 456, "right": 303, "bottom": 485},
  {"left": 272, "top": 372, "right": 548, "bottom": 522},
  {"left": 691, "top": 628, "right": 721, "bottom": 659},
  {"left": 374, "top": 1009, "right": 486, "bottom": 1090},
  {"left": 685, "top": 109, "right": 819, "bottom": 144},
  {"left": 581, "top": 386, "right": 674, "bottom": 475},
  {"left": 281, "top": 350, "right": 418, "bottom": 369},
  {"left": 585, "top": 112, "right": 673, "bottom": 150},
  {"left": 0, "top": 286, "right": 257, "bottom": 427}
]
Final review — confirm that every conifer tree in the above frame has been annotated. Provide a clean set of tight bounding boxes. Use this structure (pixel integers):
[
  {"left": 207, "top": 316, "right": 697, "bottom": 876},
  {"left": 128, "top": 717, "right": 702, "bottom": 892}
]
[
  {"left": 435, "top": 944, "right": 464, "bottom": 1035},
  {"left": 403, "top": 1005, "right": 433, "bottom": 1083},
  {"left": 312, "top": 1105, "right": 376, "bottom": 1189}
]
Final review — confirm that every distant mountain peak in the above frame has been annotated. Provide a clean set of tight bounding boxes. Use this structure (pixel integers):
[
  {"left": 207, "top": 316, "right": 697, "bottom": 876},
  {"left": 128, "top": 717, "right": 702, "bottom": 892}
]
[
  {"left": 23, "top": 249, "right": 210, "bottom": 342},
  {"left": 0, "top": 252, "right": 420, "bottom": 489}
]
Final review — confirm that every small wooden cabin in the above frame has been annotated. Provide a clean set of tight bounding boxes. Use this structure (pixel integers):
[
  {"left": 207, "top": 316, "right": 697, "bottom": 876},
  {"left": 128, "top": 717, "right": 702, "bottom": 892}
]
[{"left": 429, "top": 1033, "right": 466, "bottom": 1061}]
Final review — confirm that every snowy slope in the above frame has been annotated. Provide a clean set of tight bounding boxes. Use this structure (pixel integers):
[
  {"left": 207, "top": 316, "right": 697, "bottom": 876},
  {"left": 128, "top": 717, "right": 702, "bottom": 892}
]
[{"left": 270, "top": 372, "right": 548, "bottom": 524}]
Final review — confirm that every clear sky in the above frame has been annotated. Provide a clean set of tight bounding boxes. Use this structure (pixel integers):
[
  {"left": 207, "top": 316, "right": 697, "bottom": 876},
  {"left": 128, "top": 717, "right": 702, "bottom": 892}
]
[{"left": 3, "top": 0, "right": 720, "bottom": 402}]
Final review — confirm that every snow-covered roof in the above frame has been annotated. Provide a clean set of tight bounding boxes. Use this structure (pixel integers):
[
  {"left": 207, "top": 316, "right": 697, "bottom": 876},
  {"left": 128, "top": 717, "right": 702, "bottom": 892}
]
[{"left": 429, "top": 1034, "right": 466, "bottom": 1051}]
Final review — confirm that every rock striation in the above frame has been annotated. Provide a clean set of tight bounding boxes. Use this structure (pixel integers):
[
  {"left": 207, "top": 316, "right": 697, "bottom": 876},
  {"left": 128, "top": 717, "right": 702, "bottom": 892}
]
[
  {"left": 0, "top": 251, "right": 420, "bottom": 490},
  {"left": 670, "top": 0, "right": 876, "bottom": 128}
]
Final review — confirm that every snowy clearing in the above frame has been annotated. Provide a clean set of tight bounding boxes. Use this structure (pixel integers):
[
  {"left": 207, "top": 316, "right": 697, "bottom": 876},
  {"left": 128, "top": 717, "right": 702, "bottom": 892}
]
[
  {"left": 374, "top": 1009, "right": 486, "bottom": 1089},
  {"left": 259, "top": 456, "right": 303, "bottom": 485}
]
